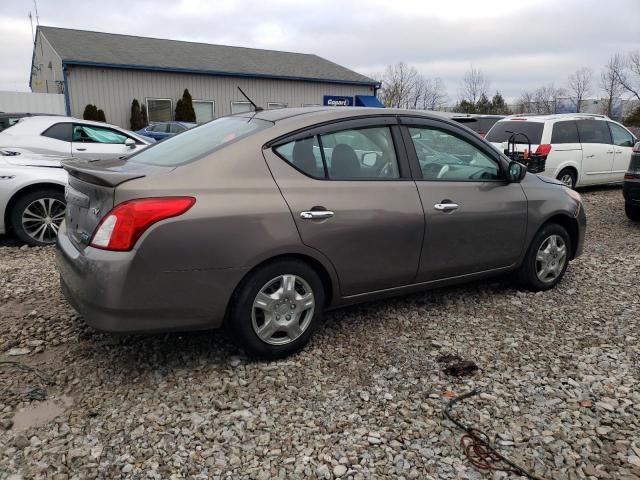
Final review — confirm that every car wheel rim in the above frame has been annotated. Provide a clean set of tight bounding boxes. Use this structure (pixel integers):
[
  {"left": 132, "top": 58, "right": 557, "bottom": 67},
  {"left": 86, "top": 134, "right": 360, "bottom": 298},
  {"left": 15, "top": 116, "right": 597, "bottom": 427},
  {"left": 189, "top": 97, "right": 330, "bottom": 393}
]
[
  {"left": 559, "top": 174, "right": 574, "bottom": 188},
  {"left": 21, "top": 198, "right": 66, "bottom": 244},
  {"left": 535, "top": 234, "right": 567, "bottom": 283},
  {"left": 251, "top": 274, "right": 315, "bottom": 346}
]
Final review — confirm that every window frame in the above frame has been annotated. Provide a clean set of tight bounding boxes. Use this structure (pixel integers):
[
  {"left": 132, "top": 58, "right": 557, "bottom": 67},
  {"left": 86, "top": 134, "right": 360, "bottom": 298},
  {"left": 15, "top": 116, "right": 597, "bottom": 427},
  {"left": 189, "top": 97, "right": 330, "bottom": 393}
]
[
  {"left": 230, "top": 101, "right": 252, "bottom": 115},
  {"left": 399, "top": 116, "right": 507, "bottom": 182},
  {"left": 270, "top": 116, "right": 412, "bottom": 181},
  {"left": 192, "top": 99, "right": 215, "bottom": 124},
  {"left": 267, "top": 102, "right": 288, "bottom": 110},
  {"left": 145, "top": 98, "right": 174, "bottom": 123}
]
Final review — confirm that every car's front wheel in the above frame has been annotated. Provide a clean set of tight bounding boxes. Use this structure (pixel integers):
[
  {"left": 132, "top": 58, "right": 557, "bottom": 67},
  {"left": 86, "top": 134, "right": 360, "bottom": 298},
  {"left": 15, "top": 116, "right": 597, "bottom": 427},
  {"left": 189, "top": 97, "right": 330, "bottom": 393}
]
[
  {"left": 625, "top": 202, "right": 640, "bottom": 221},
  {"left": 517, "top": 223, "right": 571, "bottom": 291},
  {"left": 10, "top": 189, "right": 66, "bottom": 246},
  {"left": 228, "top": 259, "right": 325, "bottom": 358}
]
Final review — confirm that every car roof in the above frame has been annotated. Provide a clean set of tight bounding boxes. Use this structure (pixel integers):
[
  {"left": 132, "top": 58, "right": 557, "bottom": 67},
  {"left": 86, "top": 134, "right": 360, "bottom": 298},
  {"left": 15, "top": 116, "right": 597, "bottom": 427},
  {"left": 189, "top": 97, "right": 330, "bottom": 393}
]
[
  {"left": 499, "top": 113, "right": 611, "bottom": 123},
  {"left": 237, "top": 106, "right": 475, "bottom": 125}
]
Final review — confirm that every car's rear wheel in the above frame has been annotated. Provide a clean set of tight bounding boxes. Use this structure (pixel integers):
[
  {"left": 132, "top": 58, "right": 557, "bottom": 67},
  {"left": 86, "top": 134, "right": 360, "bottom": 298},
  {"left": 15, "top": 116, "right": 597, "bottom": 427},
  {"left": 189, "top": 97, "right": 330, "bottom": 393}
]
[
  {"left": 10, "top": 189, "right": 66, "bottom": 246},
  {"left": 228, "top": 259, "right": 325, "bottom": 358},
  {"left": 557, "top": 168, "right": 577, "bottom": 189},
  {"left": 517, "top": 223, "right": 571, "bottom": 291},
  {"left": 626, "top": 202, "right": 640, "bottom": 221}
]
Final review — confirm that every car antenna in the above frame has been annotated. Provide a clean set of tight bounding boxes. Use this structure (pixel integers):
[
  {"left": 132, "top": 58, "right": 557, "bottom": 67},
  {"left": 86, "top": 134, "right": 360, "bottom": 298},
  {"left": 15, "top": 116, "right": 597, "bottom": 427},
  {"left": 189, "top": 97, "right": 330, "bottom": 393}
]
[{"left": 237, "top": 87, "right": 263, "bottom": 112}]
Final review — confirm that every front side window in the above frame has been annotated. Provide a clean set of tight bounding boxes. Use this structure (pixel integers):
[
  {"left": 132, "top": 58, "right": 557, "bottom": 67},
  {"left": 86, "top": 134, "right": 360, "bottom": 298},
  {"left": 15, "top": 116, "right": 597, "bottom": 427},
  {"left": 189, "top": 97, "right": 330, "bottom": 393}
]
[
  {"left": 231, "top": 102, "right": 252, "bottom": 115},
  {"left": 42, "top": 123, "right": 72, "bottom": 142},
  {"left": 193, "top": 100, "right": 214, "bottom": 124},
  {"left": 72, "top": 124, "right": 128, "bottom": 144},
  {"left": 551, "top": 121, "right": 580, "bottom": 144},
  {"left": 409, "top": 126, "right": 501, "bottom": 181},
  {"left": 608, "top": 122, "right": 634, "bottom": 147},
  {"left": 147, "top": 99, "right": 172, "bottom": 122},
  {"left": 267, "top": 102, "right": 287, "bottom": 109},
  {"left": 274, "top": 126, "right": 400, "bottom": 179},
  {"left": 169, "top": 123, "right": 187, "bottom": 134},
  {"left": 129, "top": 116, "right": 272, "bottom": 167},
  {"left": 576, "top": 120, "right": 612, "bottom": 144}
]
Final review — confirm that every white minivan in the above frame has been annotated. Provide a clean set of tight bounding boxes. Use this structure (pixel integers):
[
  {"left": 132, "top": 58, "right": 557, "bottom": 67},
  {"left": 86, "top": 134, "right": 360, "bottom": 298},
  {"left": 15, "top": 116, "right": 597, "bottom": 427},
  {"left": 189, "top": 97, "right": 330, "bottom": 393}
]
[{"left": 485, "top": 114, "right": 637, "bottom": 188}]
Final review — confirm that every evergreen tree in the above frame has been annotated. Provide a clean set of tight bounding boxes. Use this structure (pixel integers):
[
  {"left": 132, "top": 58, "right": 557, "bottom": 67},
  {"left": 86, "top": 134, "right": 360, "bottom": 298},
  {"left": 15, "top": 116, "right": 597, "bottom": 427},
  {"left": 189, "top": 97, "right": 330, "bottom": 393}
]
[
  {"left": 476, "top": 93, "right": 492, "bottom": 114},
  {"left": 457, "top": 100, "right": 476, "bottom": 114},
  {"left": 175, "top": 89, "right": 196, "bottom": 122},
  {"left": 97, "top": 109, "right": 106, "bottom": 122},
  {"left": 83, "top": 104, "right": 99, "bottom": 121},
  {"left": 490, "top": 92, "right": 510, "bottom": 115},
  {"left": 130, "top": 99, "right": 144, "bottom": 131},
  {"left": 624, "top": 106, "right": 640, "bottom": 126},
  {"left": 141, "top": 103, "right": 149, "bottom": 127}
]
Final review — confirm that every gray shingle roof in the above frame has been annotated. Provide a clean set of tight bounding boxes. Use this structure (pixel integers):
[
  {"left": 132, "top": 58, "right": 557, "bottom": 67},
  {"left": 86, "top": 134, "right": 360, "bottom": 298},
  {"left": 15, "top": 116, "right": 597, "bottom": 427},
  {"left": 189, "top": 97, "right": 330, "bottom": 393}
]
[{"left": 39, "top": 26, "right": 376, "bottom": 86}]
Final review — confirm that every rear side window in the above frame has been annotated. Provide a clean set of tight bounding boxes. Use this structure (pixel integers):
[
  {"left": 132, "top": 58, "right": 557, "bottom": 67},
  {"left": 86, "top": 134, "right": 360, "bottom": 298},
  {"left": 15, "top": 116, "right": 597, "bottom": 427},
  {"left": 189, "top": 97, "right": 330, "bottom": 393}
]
[
  {"left": 274, "top": 126, "right": 400, "bottom": 180},
  {"left": 485, "top": 121, "right": 544, "bottom": 144},
  {"left": 576, "top": 120, "right": 612, "bottom": 144},
  {"left": 129, "top": 116, "right": 272, "bottom": 166},
  {"left": 551, "top": 121, "right": 580, "bottom": 144},
  {"left": 608, "top": 122, "right": 634, "bottom": 147},
  {"left": 42, "top": 123, "right": 72, "bottom": 142}
]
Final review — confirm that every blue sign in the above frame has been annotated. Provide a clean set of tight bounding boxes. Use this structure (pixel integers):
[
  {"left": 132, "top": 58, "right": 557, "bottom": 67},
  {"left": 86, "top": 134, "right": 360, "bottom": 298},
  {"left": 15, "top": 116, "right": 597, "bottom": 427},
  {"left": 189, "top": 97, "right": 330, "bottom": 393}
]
[{"left": 323, "top": 95, "right": 354, "bottom": 107}]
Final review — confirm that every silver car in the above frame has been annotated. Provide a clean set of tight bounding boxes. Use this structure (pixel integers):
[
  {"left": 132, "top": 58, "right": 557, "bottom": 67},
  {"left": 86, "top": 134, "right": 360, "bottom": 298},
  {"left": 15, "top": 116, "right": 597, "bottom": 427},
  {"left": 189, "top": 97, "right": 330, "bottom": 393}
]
[
  {"left": 56, "top": 107, "right": 586, "bottom": 358},
  {"left": 0, "top": 116, "right": 152, "bottom": 160}
]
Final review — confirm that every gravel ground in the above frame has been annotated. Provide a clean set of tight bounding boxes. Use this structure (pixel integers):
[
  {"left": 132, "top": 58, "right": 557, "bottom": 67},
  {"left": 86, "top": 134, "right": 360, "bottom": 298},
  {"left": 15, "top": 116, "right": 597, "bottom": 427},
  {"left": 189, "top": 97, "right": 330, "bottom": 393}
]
[{"left": 0, "top": 186, "right": 638, "bottom": 480}]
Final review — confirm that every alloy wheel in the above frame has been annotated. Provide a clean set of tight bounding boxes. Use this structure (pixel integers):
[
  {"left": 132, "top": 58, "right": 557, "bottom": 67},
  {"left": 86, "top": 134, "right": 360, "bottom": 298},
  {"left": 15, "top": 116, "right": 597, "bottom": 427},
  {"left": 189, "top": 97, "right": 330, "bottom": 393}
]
[
  {"left": 251, "top": 274, "right": 315, "bottom": 345},
  {"left": 21, "top": 197, "right": 66, "bottom": 244},
  {"left": 559, "top": 173, "right": 574, "bottom": 188},
  {"left": 535, "top": 234, "right": 567, "bottom": 283}
]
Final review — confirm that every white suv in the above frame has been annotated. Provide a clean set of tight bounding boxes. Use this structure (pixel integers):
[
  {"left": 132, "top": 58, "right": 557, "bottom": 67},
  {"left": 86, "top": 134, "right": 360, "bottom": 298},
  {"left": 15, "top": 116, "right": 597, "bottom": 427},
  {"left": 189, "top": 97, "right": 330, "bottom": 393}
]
[{"left": 485, "top": 114, "right": 637, "bottom": 188}]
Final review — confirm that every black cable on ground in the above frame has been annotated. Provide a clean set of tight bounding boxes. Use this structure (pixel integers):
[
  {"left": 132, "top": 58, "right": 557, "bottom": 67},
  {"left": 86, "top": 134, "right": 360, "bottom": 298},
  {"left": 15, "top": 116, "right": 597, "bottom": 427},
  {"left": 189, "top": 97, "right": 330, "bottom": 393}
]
[
  {"left": 0, "top": 360, "right": 54, "bottom": 401},
  {"left": 444, "top": 389, "right": 546, "bottom": 480}
]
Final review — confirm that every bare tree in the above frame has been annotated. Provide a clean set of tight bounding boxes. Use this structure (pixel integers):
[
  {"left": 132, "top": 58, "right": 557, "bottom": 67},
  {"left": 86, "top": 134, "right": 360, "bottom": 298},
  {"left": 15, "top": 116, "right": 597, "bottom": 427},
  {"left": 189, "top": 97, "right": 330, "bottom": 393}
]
[
  {"left": 460, "top": 66, "right": 490, "bottom": 105},
  {"left": 616, "top": 50, "right": 640, "bottom": 102},
  {"left": 600, "top": 54, "right": 625, "bottom": 118},
  {"left": 422, "top": 77, "right": 448, "bottom": 110},
  {"left": 567, "top": 67, "right": 592, "bottom": 113},
  {"left": 379, "top": 62, "right": 420, "bottom": 108},
  {"left": 516, "top": 91, "right": 534, "bottom": 114},
  {"left": 408, "top": 76, "right": 425, "bottom": 109},
  {"left": 533, "top": 84, "right": 563, "bottom": 114}
]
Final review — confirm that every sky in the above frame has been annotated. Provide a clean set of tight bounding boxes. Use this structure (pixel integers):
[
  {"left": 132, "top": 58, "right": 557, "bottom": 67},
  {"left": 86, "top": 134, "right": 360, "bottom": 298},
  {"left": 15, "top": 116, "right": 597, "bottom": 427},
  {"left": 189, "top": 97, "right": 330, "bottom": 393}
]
[{"left": 1, "top": 0, "right": 639, "bottom": 103}]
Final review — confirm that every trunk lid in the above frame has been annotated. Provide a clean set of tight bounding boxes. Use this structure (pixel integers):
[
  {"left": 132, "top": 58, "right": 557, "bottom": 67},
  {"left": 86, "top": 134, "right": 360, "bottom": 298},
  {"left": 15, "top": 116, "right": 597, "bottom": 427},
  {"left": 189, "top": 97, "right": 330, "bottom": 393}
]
[{"left": 63, "top": 158, "right": 172, "bottom": 250}]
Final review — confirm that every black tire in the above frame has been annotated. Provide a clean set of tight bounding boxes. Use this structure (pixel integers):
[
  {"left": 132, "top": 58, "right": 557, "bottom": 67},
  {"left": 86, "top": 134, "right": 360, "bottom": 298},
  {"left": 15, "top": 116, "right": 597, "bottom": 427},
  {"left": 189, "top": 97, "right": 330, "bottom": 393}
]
[
  {"left": 10, "top": 188, "right": 66, "bottom": 246},
  {"left": 625, "top": 202, "right": 640, "bottom": 221},
  {"left": 228, "top": 259, "right": 325, "bottom": 359},
  {"left": 517, "top": 223, "right": 571, "bottom": 291},
  {"left": 557, "top": 168, "right": 577, "bottom": 189}
]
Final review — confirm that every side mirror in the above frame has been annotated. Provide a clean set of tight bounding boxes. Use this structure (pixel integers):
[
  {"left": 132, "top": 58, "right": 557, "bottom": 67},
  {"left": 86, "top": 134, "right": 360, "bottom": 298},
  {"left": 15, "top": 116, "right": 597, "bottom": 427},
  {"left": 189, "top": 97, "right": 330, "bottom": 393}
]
[
  {"left": 361, "top": 152, "right": 378, "bottom": 167},
  {"left": 508, "top": 161, "right": 527, "bottom": 183},
  {"left": 125, "top": 138, "right": 136, "bottom": 149}
]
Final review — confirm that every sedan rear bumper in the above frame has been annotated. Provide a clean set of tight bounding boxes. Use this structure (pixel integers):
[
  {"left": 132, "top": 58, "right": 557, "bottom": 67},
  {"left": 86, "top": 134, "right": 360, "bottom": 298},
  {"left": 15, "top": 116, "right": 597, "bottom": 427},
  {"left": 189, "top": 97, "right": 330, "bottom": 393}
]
[{"left": 56, "top": 222, "right": 247, "bottom": 333}]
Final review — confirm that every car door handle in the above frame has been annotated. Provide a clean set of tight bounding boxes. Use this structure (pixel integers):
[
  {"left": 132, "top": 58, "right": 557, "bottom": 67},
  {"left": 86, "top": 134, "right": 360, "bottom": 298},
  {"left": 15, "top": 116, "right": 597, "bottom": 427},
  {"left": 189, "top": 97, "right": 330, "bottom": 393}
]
[
  {"left": 434, "top": 203, "right": 459, "bottom": 212},
  {"left": 585, "top": 154, "right": 595, "bottom": 158},
  {"left": 75, "top": 148, "right": 87, "bottom": 151},
  {"left": 300, "top": 210, "right": 334, "bottom": 219},
  {"left": 606, "top": 150, "right": 614, "bottom": 154},
  {"left": 615, "top": 150, "right": 623, "bottom": 153}
]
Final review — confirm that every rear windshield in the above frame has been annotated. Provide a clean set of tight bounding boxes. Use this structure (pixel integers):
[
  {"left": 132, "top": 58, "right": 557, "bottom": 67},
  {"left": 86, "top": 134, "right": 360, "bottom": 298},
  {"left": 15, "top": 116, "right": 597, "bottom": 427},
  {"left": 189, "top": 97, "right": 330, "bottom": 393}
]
[
  {"left": 128, "top": 116, "right": 272, "bottom": 166},
  {"left": 485, "top": 121, "right": 544, "bottom": 144}
]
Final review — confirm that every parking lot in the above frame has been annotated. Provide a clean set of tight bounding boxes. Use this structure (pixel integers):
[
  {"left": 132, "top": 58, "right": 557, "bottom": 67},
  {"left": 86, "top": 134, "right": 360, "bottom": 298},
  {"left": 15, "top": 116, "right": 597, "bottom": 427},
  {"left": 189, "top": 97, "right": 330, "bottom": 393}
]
[{"left": 0, "top": 186, "right": 638, "bottom": 479}]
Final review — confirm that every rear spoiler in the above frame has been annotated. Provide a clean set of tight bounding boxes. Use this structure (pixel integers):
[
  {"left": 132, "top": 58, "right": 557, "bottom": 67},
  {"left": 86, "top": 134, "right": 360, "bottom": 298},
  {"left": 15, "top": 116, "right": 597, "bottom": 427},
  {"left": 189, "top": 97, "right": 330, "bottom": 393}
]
[{"left": 63, "top": 159, "right": 146, "bottom": 187}]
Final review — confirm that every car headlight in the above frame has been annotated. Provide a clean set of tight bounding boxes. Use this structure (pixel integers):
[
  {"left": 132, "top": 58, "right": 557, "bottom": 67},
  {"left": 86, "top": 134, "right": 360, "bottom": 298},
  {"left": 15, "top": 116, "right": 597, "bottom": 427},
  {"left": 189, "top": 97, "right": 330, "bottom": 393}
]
[{"left": 565, "top": 187, "right": 582, "bottom": 203}]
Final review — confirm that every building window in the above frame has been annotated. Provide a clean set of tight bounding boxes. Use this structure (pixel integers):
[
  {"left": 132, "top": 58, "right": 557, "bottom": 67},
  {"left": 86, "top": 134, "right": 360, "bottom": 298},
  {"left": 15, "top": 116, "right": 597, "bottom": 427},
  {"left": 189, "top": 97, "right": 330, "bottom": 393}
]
[
  {"left": 193, "top": 100, "right": 215, "bottom": 124},
  {"left": 302, "top": 104, "right": 322, "bottom": 107},
  {"left": 231, "top": 101, "right": 252, "bottom": 114},
  {"left": 267, "top": 102, "right": 287, "bottom": 109},
  {"left": 147, "top": 98, "right": 173, "bottom": 122}
]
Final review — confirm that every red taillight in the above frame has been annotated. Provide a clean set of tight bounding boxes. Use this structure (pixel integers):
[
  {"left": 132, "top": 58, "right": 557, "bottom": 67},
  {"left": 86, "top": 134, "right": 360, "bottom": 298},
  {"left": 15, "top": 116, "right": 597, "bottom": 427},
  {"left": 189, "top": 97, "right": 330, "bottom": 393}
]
[
  {"left": 625, "top": 173, "right": 635, "bottom": 180},
  {"left": 90, "top": 197, "right": 195, "bottom": 251},
  {"left": 535, "top": 144, "right": 552, "bottom": 156}
]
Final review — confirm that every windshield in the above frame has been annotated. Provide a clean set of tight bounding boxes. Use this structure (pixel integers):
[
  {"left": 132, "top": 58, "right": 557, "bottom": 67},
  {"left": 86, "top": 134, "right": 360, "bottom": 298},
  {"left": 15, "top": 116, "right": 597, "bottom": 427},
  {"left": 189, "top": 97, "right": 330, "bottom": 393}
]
[
  {"left": 485, "top": 121, "right": 544, "bottom": 144},
  {"left": 129, "top": 116, "right": 273, "bottom": 166}
]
